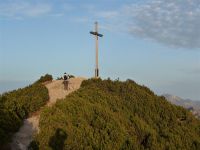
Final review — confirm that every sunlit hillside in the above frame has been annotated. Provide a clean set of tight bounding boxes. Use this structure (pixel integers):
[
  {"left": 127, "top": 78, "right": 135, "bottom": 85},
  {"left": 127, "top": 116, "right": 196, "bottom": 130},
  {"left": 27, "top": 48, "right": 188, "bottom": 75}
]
[{"left": 31, "top": 79, "right": 200, "bottom": 150}]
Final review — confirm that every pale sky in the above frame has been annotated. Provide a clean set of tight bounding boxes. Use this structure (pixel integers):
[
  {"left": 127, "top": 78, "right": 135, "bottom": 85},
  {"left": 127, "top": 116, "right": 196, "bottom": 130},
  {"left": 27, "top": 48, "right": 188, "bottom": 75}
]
[{"left": 0, "top": 0, "right": 200, "bottom": 100}]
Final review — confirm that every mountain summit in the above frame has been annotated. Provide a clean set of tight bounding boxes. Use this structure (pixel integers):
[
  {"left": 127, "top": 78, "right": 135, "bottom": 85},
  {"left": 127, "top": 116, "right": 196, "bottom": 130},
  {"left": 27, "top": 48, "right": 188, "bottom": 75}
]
[{"left": 30, "top": 79, "right": 200, "bottom": 150}]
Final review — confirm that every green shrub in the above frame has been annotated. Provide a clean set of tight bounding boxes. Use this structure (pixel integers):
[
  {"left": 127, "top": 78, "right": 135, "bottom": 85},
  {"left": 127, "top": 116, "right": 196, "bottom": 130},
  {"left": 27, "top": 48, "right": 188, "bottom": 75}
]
[
  {"left": 0, "top": 76, "right": 49, "bottom": 147},
  {"left": 33, "top": 79, "right": 200, "bottom": 150},
  {"left": 35, "top": 74, "right": 53, "bottom": 83}
]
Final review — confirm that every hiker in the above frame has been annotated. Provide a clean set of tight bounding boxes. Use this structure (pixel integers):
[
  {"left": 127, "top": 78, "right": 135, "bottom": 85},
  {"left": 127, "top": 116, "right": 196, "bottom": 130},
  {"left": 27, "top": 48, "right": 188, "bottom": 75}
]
[{"left": 63, "top": 73, "right": 69, "bottom": 90}]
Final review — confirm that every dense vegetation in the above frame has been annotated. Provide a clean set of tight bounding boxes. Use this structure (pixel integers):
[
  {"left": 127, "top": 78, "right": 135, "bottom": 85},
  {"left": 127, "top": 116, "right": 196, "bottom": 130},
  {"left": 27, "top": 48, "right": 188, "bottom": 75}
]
[
  {"left": 0, "top": 75, "right": 50, "bottom": 148},
  {"left": 35, "top": 74, "right": 53, "bottom": 84},
  {"left": 31, "top": 79, "right": 200, "bottom": 150}
]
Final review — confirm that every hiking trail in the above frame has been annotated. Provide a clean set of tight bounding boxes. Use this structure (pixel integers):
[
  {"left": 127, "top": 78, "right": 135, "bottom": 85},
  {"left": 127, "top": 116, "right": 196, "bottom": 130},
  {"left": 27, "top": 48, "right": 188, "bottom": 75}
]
[{"left": 10, "top": 77, "right": 85, "bottom": 150}]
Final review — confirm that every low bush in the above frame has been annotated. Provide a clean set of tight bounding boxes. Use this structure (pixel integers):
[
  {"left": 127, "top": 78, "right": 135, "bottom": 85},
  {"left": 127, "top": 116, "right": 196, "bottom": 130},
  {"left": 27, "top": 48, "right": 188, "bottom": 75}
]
[
  {"left": 0, "top": 76, "right": 49, "bottom": 147},
  {"left": 35, "top": 74, "right": 53, "bottom": 84},
  {"left": 32, "top": 78, "right": 200, "bottom": 150}
]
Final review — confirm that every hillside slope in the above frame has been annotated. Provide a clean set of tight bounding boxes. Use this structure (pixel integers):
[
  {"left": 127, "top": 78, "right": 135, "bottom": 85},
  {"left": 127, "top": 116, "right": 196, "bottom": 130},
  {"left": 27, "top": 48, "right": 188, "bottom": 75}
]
[
  {"left": 0, "top": 82, "right": 49, "bottom": 149},
  {"left": 10, "top": 77, "right": 85, "bottom": 150},
  {"left": 32, "top": 79, "right": 200, "bottom": 150}
]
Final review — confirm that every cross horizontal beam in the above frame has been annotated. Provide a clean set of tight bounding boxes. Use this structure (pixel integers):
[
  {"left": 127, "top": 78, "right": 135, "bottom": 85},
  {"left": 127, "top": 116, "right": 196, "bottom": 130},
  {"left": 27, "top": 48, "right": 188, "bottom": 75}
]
[{"left": 90, "top": 31, "right": 103, "bottom": 37}]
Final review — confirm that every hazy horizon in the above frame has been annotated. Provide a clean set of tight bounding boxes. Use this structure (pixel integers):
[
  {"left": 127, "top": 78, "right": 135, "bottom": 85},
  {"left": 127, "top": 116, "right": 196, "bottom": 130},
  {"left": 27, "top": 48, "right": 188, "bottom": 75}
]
[{"left": 0, "top": 76, "right": 199, "bottom": 101}]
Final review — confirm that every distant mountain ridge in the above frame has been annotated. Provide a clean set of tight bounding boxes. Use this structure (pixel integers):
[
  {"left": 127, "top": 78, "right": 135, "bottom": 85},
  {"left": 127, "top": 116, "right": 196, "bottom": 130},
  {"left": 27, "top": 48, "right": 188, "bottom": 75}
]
[{"left": 163, "top": 94, "right": 200, "bottom": 118}]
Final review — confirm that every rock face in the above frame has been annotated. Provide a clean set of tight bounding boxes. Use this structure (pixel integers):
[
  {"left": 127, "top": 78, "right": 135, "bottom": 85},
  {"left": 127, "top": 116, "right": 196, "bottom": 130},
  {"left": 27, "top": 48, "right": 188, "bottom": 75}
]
[
  {"left": 163, "top": 94, "right": 200, "bottom": 119},
  {"left": 10, "top": 77, "right": 85, "bottom": 150}
]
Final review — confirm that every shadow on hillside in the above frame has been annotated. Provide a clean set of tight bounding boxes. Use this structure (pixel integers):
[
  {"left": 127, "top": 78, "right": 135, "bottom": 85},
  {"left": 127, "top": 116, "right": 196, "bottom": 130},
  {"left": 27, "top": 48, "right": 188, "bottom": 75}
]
[{"left": 49, "top": 128, "right": 67, "bottom": 150}]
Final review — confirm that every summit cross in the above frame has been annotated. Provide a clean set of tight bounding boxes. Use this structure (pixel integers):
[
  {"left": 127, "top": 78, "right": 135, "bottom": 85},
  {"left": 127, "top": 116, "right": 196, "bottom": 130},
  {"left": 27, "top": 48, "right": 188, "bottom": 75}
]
[{"left": 90, "top": 22, "right": 103, "bottom": 78}]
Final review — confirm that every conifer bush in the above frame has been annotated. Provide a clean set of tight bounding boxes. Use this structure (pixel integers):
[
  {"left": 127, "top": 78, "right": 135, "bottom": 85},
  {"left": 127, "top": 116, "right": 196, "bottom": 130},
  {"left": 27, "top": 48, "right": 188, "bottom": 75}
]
[
  {"left": 32, "top": 79, "right": 200, "bottom": 150},
  {"left": 35, "top": 74, "right": 53, "bottom": 83},
  {"left": 0, "top": 75, "right": 50, "bottom": 147}
]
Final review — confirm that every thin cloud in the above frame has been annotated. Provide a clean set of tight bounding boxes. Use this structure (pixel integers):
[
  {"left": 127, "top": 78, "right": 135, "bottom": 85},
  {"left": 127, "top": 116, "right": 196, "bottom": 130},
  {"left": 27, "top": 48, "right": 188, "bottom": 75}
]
[
  {"left": 0, "top": 1, "right": 52, "bottom": 18},
  {"left": 96, "top": 11, "right": 119, "bottom": 19},
  {"left": 62, "top": 3, "right": 75, "bottom": 12},
  {"left": 124, "top": 0, "right": 200, "bottom": 49},
  {"left": 72, "top": 17, "right": 89, "bottom": 23},
  {"left": 91, "top": 0, "right": 200, "bottom": 49},
  {"left": 49, "top": 13, "right": 64, "bottom": 17}
]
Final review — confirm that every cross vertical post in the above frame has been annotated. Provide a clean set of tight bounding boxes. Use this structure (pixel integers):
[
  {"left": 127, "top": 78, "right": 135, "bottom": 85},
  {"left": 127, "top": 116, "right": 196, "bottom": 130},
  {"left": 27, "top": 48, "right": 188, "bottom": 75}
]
[
  {"left": 90, "top": 22, "right": 103, "bottom": 78},
  {"left": 95, "top": 22, "right": 99, "bottom": 78}
]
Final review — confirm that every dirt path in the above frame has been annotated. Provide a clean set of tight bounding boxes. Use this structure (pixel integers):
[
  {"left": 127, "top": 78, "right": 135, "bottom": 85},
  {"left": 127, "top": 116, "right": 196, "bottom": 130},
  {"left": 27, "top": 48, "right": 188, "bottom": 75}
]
[{"left": 10, "top": 77, "right": 85, "bottom": 150}]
